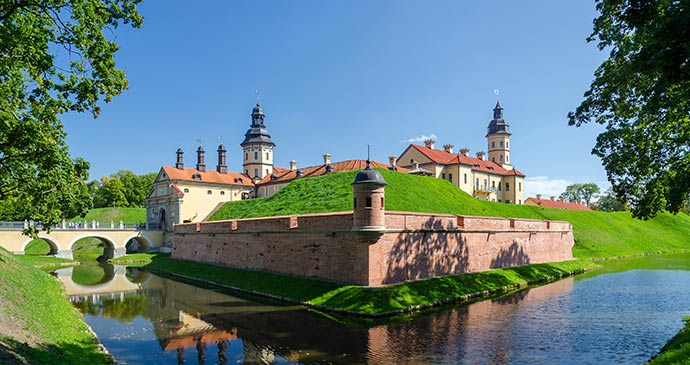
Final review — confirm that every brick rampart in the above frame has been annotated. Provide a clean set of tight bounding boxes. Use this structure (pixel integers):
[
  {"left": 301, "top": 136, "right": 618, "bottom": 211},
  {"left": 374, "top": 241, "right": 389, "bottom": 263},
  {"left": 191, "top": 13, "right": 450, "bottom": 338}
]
[{"left": 173, "top": 211, "right": 574, "bottom": 286}]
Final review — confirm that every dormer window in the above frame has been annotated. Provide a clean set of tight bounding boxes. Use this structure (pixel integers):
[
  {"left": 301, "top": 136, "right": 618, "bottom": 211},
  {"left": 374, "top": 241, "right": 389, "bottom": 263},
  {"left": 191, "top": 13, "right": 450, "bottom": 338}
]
[
  {"left": 192, "top": 173, "right": 202, "bottom": 180},
  {"left": 325, "top": 165, "right": 333, "bottom": 173}
]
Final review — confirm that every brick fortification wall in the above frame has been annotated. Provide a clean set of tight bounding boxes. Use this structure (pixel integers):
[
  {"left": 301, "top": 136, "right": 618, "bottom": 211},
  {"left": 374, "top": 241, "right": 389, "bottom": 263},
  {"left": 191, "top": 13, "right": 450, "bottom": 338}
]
[{"left": 172, "top": 211, "right": 574, "bottom": 286}]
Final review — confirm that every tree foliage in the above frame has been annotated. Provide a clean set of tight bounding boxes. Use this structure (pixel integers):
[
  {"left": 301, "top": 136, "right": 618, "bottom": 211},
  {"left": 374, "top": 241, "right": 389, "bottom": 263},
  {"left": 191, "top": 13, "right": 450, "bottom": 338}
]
[
  {"left": 0, "top": 1, "right": 142, "bottom": 230},
  {"left": 559, "top": 183, "right": 601, "bottom": 206},
  {"left": 90, "top": 170, "right": 154, "bottom": 208},
  {"left": 569, "top": 0, "right": 690, "bottom": 219},
  {"left": 593, "top": 187, "right": 629, "bottom": 212}
]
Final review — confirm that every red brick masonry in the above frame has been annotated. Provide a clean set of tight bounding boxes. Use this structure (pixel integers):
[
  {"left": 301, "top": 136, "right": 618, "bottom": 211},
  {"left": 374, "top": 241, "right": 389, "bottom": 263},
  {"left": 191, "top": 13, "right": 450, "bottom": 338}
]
[{"left": 173, "top": 211, "right": 574, "bottom": 286}]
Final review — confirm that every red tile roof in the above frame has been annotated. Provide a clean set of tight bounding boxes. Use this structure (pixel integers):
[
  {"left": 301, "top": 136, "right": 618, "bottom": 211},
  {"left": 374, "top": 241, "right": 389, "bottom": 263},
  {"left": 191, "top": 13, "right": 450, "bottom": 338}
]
[
  {"left": 161, "top": 166, "right": 254, "bottom": 186},
  {"left": 257, "top": 160, "right": 406, "bottom": 185},
  {"left": 525, "top": 197, "right": 592, "bottom": 210},
  {"left": 406, "top": 144, "right": 526, "bottom": 177}
]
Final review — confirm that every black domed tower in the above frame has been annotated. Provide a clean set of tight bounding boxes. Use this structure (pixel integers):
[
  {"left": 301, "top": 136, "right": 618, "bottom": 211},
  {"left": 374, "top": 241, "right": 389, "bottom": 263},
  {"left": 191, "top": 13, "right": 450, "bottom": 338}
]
[
  {"left": 241, "top": 102, "right": 276, "bottom": 180},
  {"left": 486, "top": 101, "right": 512, "bottom": 169},
  {"left": 352, "top": 161, "right": 387, "bottom": 231}
]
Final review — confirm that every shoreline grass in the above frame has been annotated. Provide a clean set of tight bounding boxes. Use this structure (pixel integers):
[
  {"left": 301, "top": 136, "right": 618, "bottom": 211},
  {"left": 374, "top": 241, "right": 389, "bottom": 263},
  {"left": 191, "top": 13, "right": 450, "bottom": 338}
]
[
  {"left": 0, "top": 248, "right": 110, "bottom": 365},
  {"left": 648, "top": 316, "right": 690, "bottom": 365},
  {"left": 118, "top": 253, "right": 599, "bottom": 316}
]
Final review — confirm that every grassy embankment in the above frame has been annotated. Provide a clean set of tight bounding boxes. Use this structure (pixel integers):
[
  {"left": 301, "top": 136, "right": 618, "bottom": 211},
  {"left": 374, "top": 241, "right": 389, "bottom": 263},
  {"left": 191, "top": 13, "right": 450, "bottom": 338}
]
[
  {"left": 648, "top": 316, "right": 690, "bottom": 365},
  {"left": 0, "top": 247, "right": 110, "bottom": 364},
  {"left": 69, "top": 207, "right": 145, "bottom": 224}
]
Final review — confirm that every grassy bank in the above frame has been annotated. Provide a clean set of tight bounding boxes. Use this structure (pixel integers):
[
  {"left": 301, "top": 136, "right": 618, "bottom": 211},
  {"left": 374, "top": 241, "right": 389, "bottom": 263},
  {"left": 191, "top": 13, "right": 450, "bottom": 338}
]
[
  {"left": 210, "top": 169, "right": 690, "bottom": 259},
  {"left": 119, "top": 253, "right": 598, "bottom": 316},
  {"left": 648, "top": 317, "right": 690, "bottom": 365},
  {"left": 0, "top": 248, "right": 110, "bottom": 364}
]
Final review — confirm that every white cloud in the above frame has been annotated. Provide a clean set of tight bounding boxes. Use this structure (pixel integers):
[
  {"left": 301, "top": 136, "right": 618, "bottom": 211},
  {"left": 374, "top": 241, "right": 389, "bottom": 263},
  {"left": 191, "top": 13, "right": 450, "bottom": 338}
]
[
  {"left": 401, "top": 133, "right": 438, "bottom": 144},
  {"left": 525, "top": 176, "right": 570, "bottom": 199}
]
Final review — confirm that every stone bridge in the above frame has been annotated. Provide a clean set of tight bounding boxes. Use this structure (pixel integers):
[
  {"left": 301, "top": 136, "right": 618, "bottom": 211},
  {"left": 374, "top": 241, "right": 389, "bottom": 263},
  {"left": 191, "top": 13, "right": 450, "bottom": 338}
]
[{"left": 0, "top": 221, "right": 166, "bottom": 259}]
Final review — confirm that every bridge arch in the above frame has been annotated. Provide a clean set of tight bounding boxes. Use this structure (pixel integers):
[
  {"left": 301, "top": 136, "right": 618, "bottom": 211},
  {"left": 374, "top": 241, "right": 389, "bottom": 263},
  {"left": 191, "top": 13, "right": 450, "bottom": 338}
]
[
  {"left": 21, "top": 236, "right": 61, "bottom": 255},
  {"left": 68, "top": 234, "right": 118, "bottom": 260},
  {"left": 124, "top": 233, "right": 153, "bottom": 253}
]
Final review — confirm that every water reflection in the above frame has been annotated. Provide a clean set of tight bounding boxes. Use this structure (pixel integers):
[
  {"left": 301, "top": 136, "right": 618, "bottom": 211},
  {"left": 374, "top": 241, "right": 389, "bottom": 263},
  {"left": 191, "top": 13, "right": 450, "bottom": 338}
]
[{"left": 61, "top": 255, "right": 690, "bottom": 365}]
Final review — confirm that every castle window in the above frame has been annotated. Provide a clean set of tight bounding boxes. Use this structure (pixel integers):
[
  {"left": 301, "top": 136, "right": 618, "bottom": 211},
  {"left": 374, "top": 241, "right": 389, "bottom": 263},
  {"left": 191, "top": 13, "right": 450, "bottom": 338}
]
[
  {"left": 518, "top": 199, "right": 522, "bottom": 204},
  {"left": 265, "top": 169, "right": 269, "bottom": 176},
  {"left": 441, "top": 173, "right": 446, "bottom": 179},
  {"left": 475, "top": 178, "right": 479, "bottom": 189},
  {"left": 381, "top": 197, "right": 384, "bottom": 209},
  {"left": 207, "top": 190, "right": 212, "bottom": 195},
  {"left": 448, "top": 173, "right": 453, "bottom": 182},
  {"left": 365, "top": 197, "right": 372, "bottom": 208},
  {"left": 492, "top": 181, "right": 495, "bottom": 189},
  {"left": 245, "top": 153, "right": 248, "bottom": 160},
  {"left": 353, "top": 198, "right": 357, "bottom": 208},
  {"left": 220, "top": 191, "right": 225, "bottom": 196},
  {"left": 499, "top": 182, "right": 502, "bottom": 191},
  {"left": 410, "top": 159, "right": 414, "bottom": 164},
  {"left": 183, "top": 188, "right": 189, "bottom": 193},
  {"left": 492, "top": 141, "right": 495, "bottom": 148},
  {"left": 519, "top": 182, "right": 522, "bottom": 191},
  {"left": 254, "top": 152, "right": 258, "bottom": 159},
  {"left": 192, "top": 173, "right": 202, "bottom": 180},
  {"left": 254, "top": 168, "right": 258, "bottom": 177},
  {"left": 500, "top": 141, "right": 504, "bottom": 148},
  {"left": 266, "top": 152, "right": 269, "bottom": 160},
  {"left": 500, "top": 155, "right": 504, "bottom": 161},
  {"left": 464, "top": 174, "right": 467, "bottom": 184},
  {"left": 506, "top": 183, "right": 511, "bottom": 191},
  {"left": 492, "top": 157, "right": 495, "bottom": 162},
  {"left": 507, "top": 142, "right": 509, "bottom": 148},
  {"left": 246, "top": 170, "right": 249, "bottom": 175}
]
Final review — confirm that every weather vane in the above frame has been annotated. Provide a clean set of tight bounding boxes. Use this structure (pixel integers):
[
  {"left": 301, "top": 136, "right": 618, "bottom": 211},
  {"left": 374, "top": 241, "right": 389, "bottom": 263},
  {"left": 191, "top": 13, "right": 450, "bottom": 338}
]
[
  {"left": 494, "top": 89, "right": 500, "bottom": 97},
  {"left": 255, "top": 89, "right": 260, "bottom": 104},
  {"left": 367, "top": 144, "right": 371, "bottom": 167}
]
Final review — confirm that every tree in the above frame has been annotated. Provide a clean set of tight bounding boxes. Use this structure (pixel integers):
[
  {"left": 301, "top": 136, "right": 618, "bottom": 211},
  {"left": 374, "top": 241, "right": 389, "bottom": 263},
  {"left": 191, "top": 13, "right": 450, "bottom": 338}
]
[
  {"left": 568, "top": 0, "right": 690, "bottom": 219},
  {"left": 0, "top": 1, "right": 142, "bottom": 231},
  {"left": 559, "top": 183, "right": 601, "bottom": 206},
  {"left": 593, "top": 188, "right": 629, "bottom": 212},
  {"left": 112, "top": 170, "right": 155, "bottom": 207}
]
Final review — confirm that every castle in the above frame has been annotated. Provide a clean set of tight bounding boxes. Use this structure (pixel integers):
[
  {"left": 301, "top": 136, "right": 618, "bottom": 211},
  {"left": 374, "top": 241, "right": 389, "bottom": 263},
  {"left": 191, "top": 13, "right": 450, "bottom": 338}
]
[{"left": 145, "top": 100, "right": 526, "bottom": 231}]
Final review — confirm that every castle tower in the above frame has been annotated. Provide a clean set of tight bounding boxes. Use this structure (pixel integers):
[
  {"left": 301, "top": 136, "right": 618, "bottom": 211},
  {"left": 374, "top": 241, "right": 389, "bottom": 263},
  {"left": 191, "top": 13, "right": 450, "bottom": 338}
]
[
  {"left": 486, "top": 100, "right": 512, "bottom": 169},
  {"left": 240, "top": 102, "right": 275, "bottom": 180},
  {"left": 352, "top": 161, "right": 387, "bottom": 231}
]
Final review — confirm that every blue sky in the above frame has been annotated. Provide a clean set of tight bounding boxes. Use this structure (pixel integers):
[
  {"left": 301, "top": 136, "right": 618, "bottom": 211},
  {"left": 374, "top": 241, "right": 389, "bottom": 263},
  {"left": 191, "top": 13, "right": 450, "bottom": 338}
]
[{"left": 62, "top": 0, "right": 608, "bottom": 198}]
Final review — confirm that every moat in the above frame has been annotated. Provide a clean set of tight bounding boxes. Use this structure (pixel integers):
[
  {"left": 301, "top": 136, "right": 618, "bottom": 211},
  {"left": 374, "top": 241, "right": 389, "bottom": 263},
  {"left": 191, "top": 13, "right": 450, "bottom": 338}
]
[{"left": 60, "top": 253, "right": 690, "bottom": 365}]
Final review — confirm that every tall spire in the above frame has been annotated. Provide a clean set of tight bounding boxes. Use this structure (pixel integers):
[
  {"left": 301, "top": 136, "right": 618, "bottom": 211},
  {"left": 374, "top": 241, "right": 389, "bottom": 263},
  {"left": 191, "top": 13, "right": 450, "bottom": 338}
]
[{"left": 493, "top": 100, "right": 503, "bottom": 120}]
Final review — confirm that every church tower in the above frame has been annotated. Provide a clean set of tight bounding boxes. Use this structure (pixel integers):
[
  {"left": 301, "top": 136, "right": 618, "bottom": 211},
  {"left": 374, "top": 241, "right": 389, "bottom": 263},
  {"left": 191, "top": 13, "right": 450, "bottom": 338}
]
[
  {"left": 486, "top": 101, "right": 512, "bottom": 169},
  {"left": 241, "top": 102, "right": 275, "bottom": 181}
]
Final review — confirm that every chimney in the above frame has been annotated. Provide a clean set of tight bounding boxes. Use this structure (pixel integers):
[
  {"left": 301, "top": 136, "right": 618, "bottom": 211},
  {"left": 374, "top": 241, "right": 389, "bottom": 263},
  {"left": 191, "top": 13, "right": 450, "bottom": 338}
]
[
  {"left": 290, "top": 160, "right": 297, "bottom": 171},
  {"left": 459, "top": 148, "right": 470, "bottom": 156},
  {"left": 424, "top": 139, "right": 435, "bottom": 150},
  {"left": 323, "top": 153, "right": 331, "bottom": 165},
  {"left": 536, "top": 194, "right": 542, "bottom": 200},
  {"left": 216, "top": 144, "right": 227, "bottom": 174},
  {"left": 196, "top": 146, "right": 206, "bottom": 172},
  {"left": 175, "top": 148, "right": 184, "bottom": 170},
  {"left": 443, "top": 144, "right": 454, "bottom": 153},
  {"left": 388, "top": 155, "right": 397, "bottom": 168},
  {"left": 550, "top": 196, "right": 556, "bottom": 201},
  {"left": 476, "top": 151, "right": 485, "bottom": 161}
]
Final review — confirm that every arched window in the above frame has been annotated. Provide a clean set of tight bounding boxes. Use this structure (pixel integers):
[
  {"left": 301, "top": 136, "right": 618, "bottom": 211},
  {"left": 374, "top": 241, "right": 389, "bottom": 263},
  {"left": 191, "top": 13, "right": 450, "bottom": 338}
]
[
  {"left": 183, "top": 188, "right": 189, "bottom": 193},
  {"left": 207, "top": 190, "right": 212, "bottom": 195}
]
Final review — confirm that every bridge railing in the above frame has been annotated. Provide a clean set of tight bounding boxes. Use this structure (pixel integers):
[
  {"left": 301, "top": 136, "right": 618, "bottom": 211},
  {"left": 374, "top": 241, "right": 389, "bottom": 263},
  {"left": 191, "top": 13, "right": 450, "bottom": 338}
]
[{"left": 0, "top": 220, "right": 163, "bottom": 231}]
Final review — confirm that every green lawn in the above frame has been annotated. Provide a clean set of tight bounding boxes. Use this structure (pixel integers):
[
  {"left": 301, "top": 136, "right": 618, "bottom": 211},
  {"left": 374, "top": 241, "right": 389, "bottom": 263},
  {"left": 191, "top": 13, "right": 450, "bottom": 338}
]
[
  {"left": 210, "top": 169, "right": 690, "bottom": 259},
  {"left": 0, "top": 247, "right": 110, "bottom": 364}
]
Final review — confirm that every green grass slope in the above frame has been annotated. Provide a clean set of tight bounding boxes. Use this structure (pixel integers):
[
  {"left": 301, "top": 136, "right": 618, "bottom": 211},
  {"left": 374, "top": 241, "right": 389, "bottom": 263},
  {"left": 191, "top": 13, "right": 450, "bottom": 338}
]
[
  {"left": 71, "top": 207, "right": 145, "bottom": 223},
  {"left": 648, "top": 316, "right": 690, "bottom": 365},
  {"left": 0, "top": 247, "right": 110, "bottom": 364},
  {"left": 210, "top": 169, "right": 690, "bottom": 259}
]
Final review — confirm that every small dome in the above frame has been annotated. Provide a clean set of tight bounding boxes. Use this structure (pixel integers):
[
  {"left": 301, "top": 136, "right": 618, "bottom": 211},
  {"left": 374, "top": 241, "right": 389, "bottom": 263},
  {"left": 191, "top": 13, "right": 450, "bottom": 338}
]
[
  {"left": 218, "top": 144, "right": 226, "bottom": 150},
  {"left": 196, "top": 146, "right": 204, "bottom": 152},
  {"left": 252, "top": 103, "right": 264, "bottom": 115},
  {"left": 352, "top": 166, "right": 387, "bottom": 186}
]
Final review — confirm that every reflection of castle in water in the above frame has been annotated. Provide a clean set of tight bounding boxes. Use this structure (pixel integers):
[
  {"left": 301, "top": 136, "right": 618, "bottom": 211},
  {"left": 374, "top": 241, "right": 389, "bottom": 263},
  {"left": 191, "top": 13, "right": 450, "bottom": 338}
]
[{"left": 62, "top": 265, "right": 577, "bottom": 365}]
